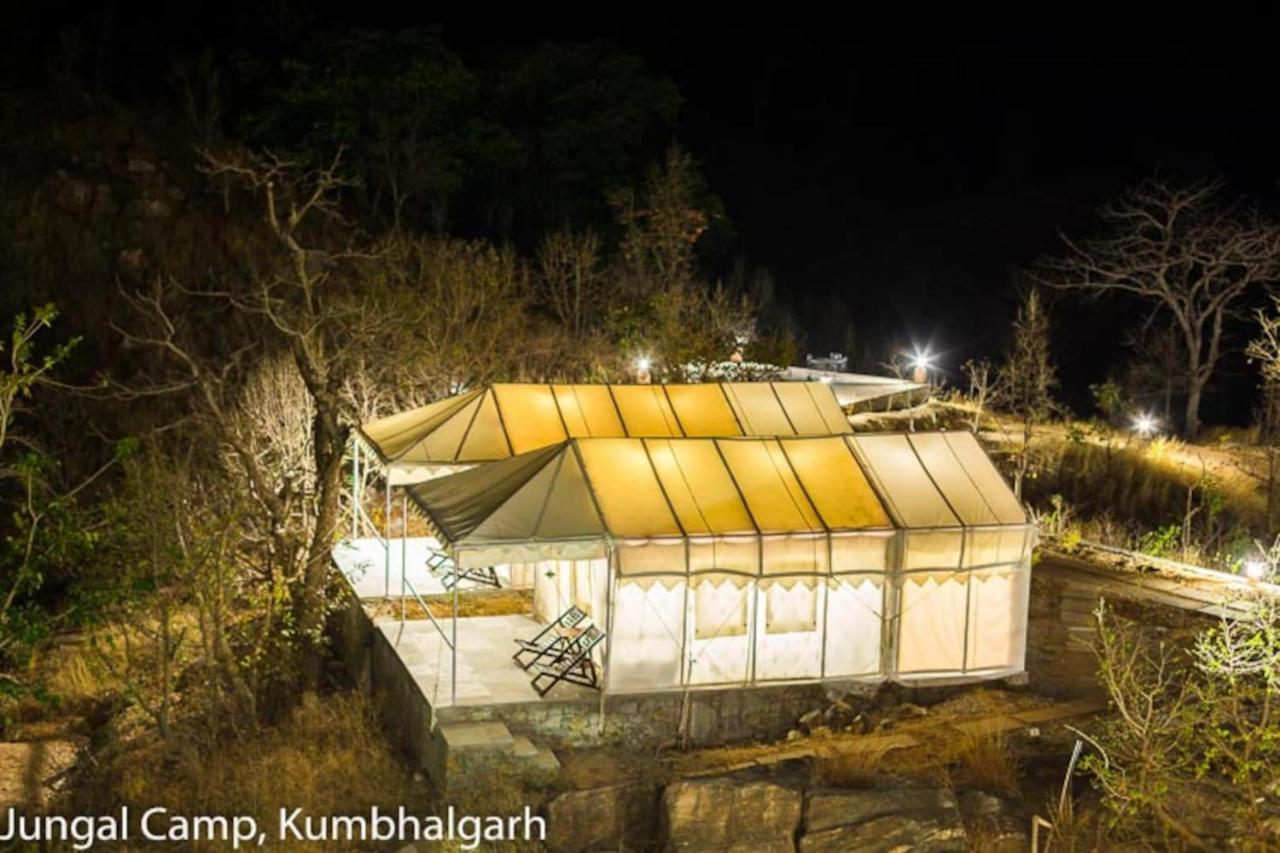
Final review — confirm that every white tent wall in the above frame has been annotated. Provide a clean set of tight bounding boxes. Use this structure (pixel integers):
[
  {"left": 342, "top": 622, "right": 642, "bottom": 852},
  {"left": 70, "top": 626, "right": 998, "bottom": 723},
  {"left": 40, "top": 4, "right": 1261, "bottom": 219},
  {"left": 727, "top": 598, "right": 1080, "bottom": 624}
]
[
  {"left": 609, "top": 576, "right": 686, "bottom": 691},
  {"left": 894, "top": 560, "right": 1032, "bottom": 678},
  {"left": 823, "top": 576, "right": 885, "bottom": 677},
  {"left": 598, "top": 533, "right": 1032, "bottom": 692},
  {"left": 754, "top": 577, "right": 824, "bottom": 680},
  {"left": 687, "top": 573, "right": 754, "bottom": 685},
  {"left": 897, "top": 572, "right": 970, "bottom": 673},
  {"left": 965, "top": 564, "right": 1031, "bottom": 672},
  {"left": 531, "top": 558, "right": 609, "bottom": 626}
]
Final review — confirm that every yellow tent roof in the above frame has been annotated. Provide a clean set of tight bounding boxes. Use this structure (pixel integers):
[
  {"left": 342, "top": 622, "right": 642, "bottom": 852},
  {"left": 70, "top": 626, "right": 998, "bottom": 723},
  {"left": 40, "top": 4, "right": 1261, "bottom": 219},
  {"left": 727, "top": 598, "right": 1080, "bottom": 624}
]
[
  {"left": 407, "top": 431, "right": 1029, "bottom": 571},
  {"left": 359, "top": 382, "right": 852, "bottom": 469}
]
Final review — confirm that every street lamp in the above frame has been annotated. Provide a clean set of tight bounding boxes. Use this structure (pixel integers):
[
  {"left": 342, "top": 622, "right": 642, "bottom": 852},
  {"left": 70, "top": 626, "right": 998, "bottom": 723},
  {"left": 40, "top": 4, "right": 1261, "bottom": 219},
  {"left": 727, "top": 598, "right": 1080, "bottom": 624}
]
[
  {"left": 910, "top": 350, "right": 932, "bottom": 386},
  {"left": 634, "top": 354, "right": 652, "bottom": 384}
]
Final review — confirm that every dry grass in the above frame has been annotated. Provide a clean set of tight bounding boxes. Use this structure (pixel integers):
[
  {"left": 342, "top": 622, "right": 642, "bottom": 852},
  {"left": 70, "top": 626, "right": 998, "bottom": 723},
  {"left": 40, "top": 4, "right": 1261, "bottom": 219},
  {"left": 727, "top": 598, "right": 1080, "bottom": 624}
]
[
  {"left": 72, "top": 692, "right": 433, "bottom": 852},
  {"left": 943, "top": 734, "right": 1020, "bottom": 798},
  {"left": 812, "top": 741, "right": 890, "bottom": 787},
  {"left": 1038, "top": 798, "right": 1110, "bottom": 852},
  {"left": 367, "top": 589, "right": 533, "bottom": 621}
]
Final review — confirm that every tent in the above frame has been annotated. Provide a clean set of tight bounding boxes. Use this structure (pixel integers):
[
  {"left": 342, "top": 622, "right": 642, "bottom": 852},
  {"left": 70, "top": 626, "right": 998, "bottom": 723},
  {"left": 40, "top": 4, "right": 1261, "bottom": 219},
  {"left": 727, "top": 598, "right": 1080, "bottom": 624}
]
[
  {"left": 779, "top": 366, "right": 927, "bottom": 409},
  {"left": 406, "top": 431, "right": 1035, "bottom": 694},
  {"left": 357, "top": 382, "right": 852, "bottom": 486}
]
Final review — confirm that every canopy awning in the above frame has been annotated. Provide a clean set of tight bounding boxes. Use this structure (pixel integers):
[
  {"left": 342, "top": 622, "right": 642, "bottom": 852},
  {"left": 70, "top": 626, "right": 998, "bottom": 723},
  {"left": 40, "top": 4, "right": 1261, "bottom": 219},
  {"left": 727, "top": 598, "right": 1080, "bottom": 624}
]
[
  {"left": 778, "top": 367, "right": 927, "bottom": 407},
  {"left": 359, "top": 383, "right": 852, "bottom": 482},
  {"left": 407, "top": 431, "right": 1032, "bottom": 572}
]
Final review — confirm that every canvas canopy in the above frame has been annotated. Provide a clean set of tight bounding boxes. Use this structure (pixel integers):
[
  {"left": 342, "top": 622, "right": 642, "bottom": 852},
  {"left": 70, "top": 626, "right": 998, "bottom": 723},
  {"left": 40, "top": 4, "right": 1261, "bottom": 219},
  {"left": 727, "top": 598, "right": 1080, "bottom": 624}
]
[
  {"left": 779, "top": 367, "right": 927, "bottom": 408},
  {"left": 406, "top": 431, "right": 1031, "bottom": 572},
  {"left": 358, "top": 382, "right": 851, "bottom": 484}
]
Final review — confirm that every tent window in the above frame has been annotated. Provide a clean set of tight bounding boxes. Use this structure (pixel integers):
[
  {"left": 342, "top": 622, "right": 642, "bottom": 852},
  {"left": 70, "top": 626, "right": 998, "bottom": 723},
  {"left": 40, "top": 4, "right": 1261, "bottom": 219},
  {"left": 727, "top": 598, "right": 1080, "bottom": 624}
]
[
  {"left": 694, "top": 579, "right": 748, "bottom": 639},
  {"left": 765, "top": 581, "right": 817, "bottom": 634}
]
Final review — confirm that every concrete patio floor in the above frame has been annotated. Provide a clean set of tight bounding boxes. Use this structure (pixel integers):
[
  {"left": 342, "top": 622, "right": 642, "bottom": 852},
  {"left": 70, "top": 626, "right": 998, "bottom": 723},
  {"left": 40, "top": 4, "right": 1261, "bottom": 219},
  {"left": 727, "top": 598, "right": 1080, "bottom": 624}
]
[
  {"left": 376, "top": 614, "right": 597, "bottom": 709},
  {"left": 332, "top": 536, "right": 517, "bottom": 600}
]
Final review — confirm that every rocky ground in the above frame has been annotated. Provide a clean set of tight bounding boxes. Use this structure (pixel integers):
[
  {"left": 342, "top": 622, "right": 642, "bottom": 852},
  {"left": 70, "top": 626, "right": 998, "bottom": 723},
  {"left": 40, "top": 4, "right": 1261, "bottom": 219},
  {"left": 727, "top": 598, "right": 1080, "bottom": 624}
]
[{"left": 547, "top": 687, "right": 1101, "bottom": 851}]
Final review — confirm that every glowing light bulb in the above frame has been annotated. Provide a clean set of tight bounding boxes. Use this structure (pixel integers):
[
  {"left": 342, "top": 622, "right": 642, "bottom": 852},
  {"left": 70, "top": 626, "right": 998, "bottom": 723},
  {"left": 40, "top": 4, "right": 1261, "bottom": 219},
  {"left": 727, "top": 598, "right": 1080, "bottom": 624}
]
[{"left": 1132, "top": 413, "right": 1158, "bottom": 437}]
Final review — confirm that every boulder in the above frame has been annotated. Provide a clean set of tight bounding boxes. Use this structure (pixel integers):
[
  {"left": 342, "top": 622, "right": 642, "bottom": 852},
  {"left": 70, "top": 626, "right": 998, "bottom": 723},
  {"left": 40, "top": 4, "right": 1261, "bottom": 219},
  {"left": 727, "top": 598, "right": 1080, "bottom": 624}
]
[
  {"left": 797, "top": 709, "right": 823, "bottom": 732},
  {"left": 799, "top": 814, "right": 967, "bottom": 853},
  {"left": 662, "top": 777, "right": 802, "bottom": 851},
  {"left": 548, "top": 781, "right": 659, "bottom": 852},
  {"left": 820, "top": 699, "right": 856, "bottom": 728},
  {"left": 804, "top": 787, "right": 960, "bottom": 834}
]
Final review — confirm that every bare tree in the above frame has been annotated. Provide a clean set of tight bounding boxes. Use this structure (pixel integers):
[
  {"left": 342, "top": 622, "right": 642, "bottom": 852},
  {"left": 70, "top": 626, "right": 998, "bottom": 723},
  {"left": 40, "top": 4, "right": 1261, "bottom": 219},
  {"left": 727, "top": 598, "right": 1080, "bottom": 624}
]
[
  {"left": 117, "top": 149, "right": 432, "bottom": 689},
  {"left": 961, "top": 357, "right": 998, "bottom": 433},
  {"left": 377, "top": 235, "right": 539, "bottom": 397},
  {"left": 998, "top": 289, "right": 1057, "bottom": 499},
  {"left": 1037, "top": 178, "right": 1280, "bottom": 439},
  {"left": 1247, "top": 296, "right": 1280, "bottom": 527},
  {"left": 536, "top": 229, "right": 602, "bottom": 339}
]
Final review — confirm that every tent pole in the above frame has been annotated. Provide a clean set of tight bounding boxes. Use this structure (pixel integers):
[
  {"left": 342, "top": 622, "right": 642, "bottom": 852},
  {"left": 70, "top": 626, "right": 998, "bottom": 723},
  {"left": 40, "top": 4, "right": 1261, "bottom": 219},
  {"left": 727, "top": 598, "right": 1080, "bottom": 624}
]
[
  {"left": 452, "top": 571, "right": 459, "bottom": 707},
  {"left": 396, "top": 484, "right": 401, "bottom": 625},
  {"left": 882, "top": 531, "right": 905, "bottom": 680},
  {"left": 749, "top": 534, "right": 762, "bottom": 686},
  {"left": 599, "top": 548, "right": 616, "bottom": 735},
  {"left": 960, "top": 534, "right": 972, "bottom": 675},
  {"left": 678, "top": 539, "right": 691, "bottom": 747},
  {"left": 385, "top": 480, "right": 392, "bottom": 599},
  {"left": 820, "top": 533, "right": 832, "bottom": 679},
  {"left": 400, "top": 492, "right": 407, "bottom": 605},
  {"left": 351, "top": 438, "right": 359, "bottom": 539}
]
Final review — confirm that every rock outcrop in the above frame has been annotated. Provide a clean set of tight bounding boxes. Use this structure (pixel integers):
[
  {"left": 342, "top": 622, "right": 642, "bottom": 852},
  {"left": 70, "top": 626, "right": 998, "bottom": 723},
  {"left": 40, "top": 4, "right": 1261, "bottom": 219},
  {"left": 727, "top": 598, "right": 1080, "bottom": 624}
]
[
  {"left": 548, "top": 781, "right": 660, "bottom": 851},
  {"left": 661, "top": 777, "right": 803, "bottom": 851}
]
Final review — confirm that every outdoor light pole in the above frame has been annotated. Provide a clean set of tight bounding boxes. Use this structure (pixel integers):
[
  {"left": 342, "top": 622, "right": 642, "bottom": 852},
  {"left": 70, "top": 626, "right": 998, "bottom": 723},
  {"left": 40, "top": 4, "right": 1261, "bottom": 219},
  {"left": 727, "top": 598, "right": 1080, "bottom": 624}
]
[
  {"left": 910, "top": 351, "right": 932, "bottom": 392},
  {"left": 634, "top": 355, "right": 653, "bottom": 385}
]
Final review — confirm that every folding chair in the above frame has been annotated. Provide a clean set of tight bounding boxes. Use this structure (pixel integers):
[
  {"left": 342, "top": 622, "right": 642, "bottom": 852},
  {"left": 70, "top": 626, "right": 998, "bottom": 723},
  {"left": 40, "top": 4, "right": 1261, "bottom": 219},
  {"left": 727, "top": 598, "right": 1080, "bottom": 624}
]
[
  {"left": 512, "top": 605, "right": 589, "bottom": 669},
  {"left": 427, "top": 549, "right": 502, "bottom": 591},
  {"left": 530, "top": 625, "right": 605, "bottom": 696}
]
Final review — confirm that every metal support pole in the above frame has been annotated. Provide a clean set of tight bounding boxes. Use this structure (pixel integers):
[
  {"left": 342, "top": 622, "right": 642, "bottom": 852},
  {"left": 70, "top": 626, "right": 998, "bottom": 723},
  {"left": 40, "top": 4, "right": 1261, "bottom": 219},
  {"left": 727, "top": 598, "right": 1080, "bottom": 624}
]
[
  {"left": 820, "top": 534, "right": 832, "bottom": 679},
  {"left": 385, "top": 482, "right": 392, "bottom": 599},
  {"left": 400, "top": 493, "right": 408, "bottom": 603},
  {"left": 399, "top": 494, "right": 404, "bottom": 622},
  {"left": 599, "top": 550, "right": 615, "bottom": 734},
  {"left": 881, "top": 531, "right": 905, "bottom": 680},
  {"left": 351, "top": 439, "right": 360, "bottom": 539},
  {"left": 452, "top": 576, "right": 459, "bottom": 706}
]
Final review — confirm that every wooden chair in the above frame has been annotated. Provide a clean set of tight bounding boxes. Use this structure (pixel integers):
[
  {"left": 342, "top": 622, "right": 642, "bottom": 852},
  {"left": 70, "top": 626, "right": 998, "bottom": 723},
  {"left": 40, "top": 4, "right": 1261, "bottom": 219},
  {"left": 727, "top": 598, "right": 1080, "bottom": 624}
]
[
  {"left": 530, "top": 625, "right": 605, "bottom": 696},
  {"left": 512, "top": 605, "right": 589, "bottom": 670}
]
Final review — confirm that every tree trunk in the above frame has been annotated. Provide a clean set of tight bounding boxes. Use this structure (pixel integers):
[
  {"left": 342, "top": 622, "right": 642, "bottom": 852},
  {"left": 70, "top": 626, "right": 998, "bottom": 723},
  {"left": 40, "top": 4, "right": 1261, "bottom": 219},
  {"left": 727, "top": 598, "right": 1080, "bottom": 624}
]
[
  {"left": 1184, "top": 376, "right": 1204, "bottom": 440},
  {"left": 296, "top": 409, "right": 348, "bottom": 690},
  {"left": 1014, "top": 417, "right": 1032, "bottom": 499}
]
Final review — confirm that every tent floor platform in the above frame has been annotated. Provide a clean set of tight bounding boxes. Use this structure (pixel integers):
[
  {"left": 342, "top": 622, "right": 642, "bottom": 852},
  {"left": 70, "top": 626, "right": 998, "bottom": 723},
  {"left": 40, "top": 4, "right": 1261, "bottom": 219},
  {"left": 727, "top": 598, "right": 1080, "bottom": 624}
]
[
  {"left": 375, "top": 614, "right": 597, "bottom": 710},
  {"left": 333, "top": 536, "right": 507, "bottom": 600}
]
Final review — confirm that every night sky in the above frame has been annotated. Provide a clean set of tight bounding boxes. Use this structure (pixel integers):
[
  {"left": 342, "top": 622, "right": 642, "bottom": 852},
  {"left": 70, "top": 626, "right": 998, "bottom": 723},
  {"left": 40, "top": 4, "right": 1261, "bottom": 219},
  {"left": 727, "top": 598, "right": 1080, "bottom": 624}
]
[
  {"left": 8, "top": 9, "right": 1278, "bottom": 419},
  {"left": 485, "top": 25, "right": 1278, "bottom": 417}
]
